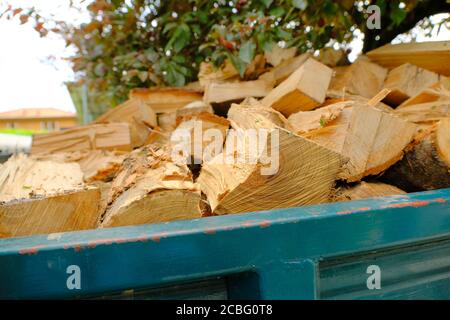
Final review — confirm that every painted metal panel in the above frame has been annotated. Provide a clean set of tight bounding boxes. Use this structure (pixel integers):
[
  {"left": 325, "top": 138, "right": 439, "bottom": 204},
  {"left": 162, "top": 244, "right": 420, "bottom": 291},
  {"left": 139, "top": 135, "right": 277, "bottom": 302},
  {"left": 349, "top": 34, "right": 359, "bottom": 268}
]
[{"left": 0, "top": 189, "right": 449, "bottom": 299}]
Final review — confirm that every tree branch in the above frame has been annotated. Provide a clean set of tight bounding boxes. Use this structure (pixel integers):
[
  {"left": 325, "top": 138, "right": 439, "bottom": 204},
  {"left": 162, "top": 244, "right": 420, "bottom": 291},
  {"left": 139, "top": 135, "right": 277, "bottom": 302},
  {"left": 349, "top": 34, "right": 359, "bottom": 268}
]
[{"left": 362, "top": 0, "right": 450, "bottom": 53}]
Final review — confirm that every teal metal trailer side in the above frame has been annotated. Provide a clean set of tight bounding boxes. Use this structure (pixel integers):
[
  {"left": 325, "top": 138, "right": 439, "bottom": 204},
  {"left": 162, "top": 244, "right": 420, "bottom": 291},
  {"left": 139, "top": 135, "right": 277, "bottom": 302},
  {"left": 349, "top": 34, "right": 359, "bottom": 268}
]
[{"left": 0, "top": 189, "right": 449, "bottom": 300}]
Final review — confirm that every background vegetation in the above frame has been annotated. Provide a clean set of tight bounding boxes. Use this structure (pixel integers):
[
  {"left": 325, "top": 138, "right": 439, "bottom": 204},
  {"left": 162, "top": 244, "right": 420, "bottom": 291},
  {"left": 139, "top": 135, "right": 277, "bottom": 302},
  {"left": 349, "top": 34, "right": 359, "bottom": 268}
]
[{"left": 1, "top": 0, "right": 449, "bottom": 117}]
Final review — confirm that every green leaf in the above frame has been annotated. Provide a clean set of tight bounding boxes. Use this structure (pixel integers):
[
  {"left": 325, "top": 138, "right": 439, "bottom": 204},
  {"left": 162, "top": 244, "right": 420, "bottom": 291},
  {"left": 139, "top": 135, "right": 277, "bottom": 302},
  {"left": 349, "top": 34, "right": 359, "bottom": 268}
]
[
  {"left": 390, "top": 6, "right": 406, "bottom": 26},
  {"left": 227, "top": 52, "right": 247, "bottom": 78},
  {"left": 260, "top": 0, "right": 273, "bottom": 8},
  {"left": 239, "top": 40, "right": 256, "bottom": 64},
  {"left": 269, "top": 6, "right": 285, "bottom": 17},
  {"left": 165, "top": 24, "right": 191, "bottom": 53},
  {"left": 292, "top": 0, "right": 308, "bottom": 10}
]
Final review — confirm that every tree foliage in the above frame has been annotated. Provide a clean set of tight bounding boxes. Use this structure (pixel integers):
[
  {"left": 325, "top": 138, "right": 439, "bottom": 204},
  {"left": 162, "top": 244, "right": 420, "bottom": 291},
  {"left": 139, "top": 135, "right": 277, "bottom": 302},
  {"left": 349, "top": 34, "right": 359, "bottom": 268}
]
[{"left": 1, "top": 0, "right": 449, "bottom": 108}]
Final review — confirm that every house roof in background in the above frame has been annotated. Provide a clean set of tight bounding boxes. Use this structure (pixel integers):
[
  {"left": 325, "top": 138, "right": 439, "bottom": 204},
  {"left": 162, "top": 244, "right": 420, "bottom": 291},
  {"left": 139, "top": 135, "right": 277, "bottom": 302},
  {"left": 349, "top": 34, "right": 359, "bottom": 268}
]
[{"left": 0, "top": 108, "right": 76, "bottom": 120}]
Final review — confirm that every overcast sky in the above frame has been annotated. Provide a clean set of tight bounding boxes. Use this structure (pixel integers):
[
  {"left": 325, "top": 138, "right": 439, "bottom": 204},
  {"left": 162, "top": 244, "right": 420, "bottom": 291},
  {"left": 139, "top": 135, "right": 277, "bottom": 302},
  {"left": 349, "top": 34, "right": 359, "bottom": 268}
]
[{"left": 0, "top": 1, "right": 448, "bottom": 114}]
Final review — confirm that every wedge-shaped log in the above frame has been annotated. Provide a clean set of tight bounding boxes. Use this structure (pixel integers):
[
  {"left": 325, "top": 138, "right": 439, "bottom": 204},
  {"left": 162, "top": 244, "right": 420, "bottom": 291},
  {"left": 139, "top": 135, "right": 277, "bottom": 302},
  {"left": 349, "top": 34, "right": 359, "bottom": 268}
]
[
  {"left": 367, "top": 41, "right": 450, "bottom": 76},
  {"left": 171, "top": 112, "right": 230, "bottom": 163},
  {"left": 0, "top": 188, "right": 100, "bottom": 238},
  {"left": 100, "top": 145, "right": 202, "bottom": 228},
  {"left": 130, "top": 87, "right": 203, "bottom": 114},
  {"left": 31, "top": 123, "right": 132, "bottom": 154},
  {"left": 397, "top": 77, "right": 450, "bottom": 109},
  {"left": 95, "top": 99, "right": 157, "bottom": 148},
  {"left": 383, "top": 63, "right": 441, "bottom": 106},
  {"left": 328, "top": 58, "right": 387, "bottom": 99},
  {"left": 289, "top": 102, "right": 417, "bottom": 182},
  {"left": 333, "top": 182, "right": 406, "bottom": 202},
  {"left": 394, "top": 101, "right": 450, "bottom": 124},
  {"left": 261, "top": 58, "right": 333, "bottom": 116},
  {"left": 259, "top": 53, "right": 310, "bottom": 86},
  {"left": 0, "top": 154, "right": 101, "bottom": 238},
  {"left": 198, "top": 115, "right": 345, "bottom": 215},
  {"left": 382, "top": 119, "right": 450, "bottom": 191},
  {"left": 204, "top": 79, "right": 273, "bottom": 105}
]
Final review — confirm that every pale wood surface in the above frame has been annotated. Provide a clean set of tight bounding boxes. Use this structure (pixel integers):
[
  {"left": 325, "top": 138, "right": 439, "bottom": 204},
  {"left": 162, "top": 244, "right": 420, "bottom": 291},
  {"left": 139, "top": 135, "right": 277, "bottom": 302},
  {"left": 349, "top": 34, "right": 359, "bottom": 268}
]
[
  {"left": 31, "top": 123, "right": 132, "bottom": 154},
  {"left": 204, "top": 79, "right": 273, "bottom": 104},
  {"left": 383, "top": 63, "right": 441, "bottom": 106},
  {"left": 397, "top": 77, "right": 450, "bottom": 109},
  {"left": 367, "top": 41, "right": 450, "bottom": 76},
  {"left": 328, "top": 58, "right": 387, "bottom": 99},
  {"left": 333, "top": 182, "right": 406, "bottom": 202},
  {"left": 100, "top": 145, "right": 202, "bottom": 228},
  {"left": 95, "top": 98, "right": 157, "bottom": 148},
  {"left": 262, "top": 58, "right": 333, "bottom": 116},
  {"left": 292, "top": 102, "right": 417, "bottom": 182},
  {"left": 130, "top": 87, "right": 203, "bottom": 113}
]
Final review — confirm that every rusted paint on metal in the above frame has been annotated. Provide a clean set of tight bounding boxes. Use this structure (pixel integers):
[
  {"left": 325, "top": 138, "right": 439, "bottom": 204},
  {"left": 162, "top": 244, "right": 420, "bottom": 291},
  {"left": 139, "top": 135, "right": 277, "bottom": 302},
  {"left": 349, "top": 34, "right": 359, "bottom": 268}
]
[
  {"left": 19, "top": 245, "right": 43, "bottom": 255},
  {"left": 337, "top": 207, "right": 371, "bottom": 215}
]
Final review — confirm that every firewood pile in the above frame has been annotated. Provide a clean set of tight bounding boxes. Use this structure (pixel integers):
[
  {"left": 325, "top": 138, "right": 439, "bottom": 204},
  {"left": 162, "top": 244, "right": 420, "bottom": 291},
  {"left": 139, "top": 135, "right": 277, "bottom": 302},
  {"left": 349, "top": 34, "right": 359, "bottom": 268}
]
[{"left": 1, "top": 41, "right": 449, "bottom": 238}]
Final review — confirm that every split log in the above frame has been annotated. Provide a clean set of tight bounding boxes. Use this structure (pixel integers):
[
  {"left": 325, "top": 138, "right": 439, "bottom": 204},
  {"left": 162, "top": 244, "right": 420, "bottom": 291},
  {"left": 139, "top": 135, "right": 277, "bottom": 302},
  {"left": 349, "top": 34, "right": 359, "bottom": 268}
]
[
  {"left": 328, "top": 57, "right": 387, "bottom": 99},
  {"left": 397, "top": 77, "right": 450, "bottom": 109},
  {"left": 367, "top": 41, "right": 450, "bottom": 76},
  {"left": 34, "top": 150, "right": 125, "bottom": 183},
  {"left": 204, "top": 79, "right": 273, "bottom": 105},
  {"left": 0, "top": 154, "right": 84, "bottom": 201},
  {"left": 100, "top": 145, "right": 203, "bottom": 228},
  {"left": 394, "top": 101, "right": 450, "bottom": 124},
  {"left": 289, "top": 102, "right": 417, "bottom": 182},
  {"left": 382, "top": 119, "right": 450, "bottom": 191},
  {"left": 198, "top": 59, "right": 239, "bottom": 88},
  {"left": 228, "top": 102, "right": 292, "bottom": 131},
  {"left": 333, "top": 182, "right": 406, "bottom": 202},
  {"left": 317, "top": 48, "right": 349, "bottom": 67},
  {"left": 259, "top": 53, "right": 310, "bottom": 86},
  {"left": 324, "top": 92, "right": 393, "bottom": 113},
  {"left": 382, "top": 63, "right": 441, "bottom": 106},
  {"left": 170, "top": 112, "right": 230, "bottom": 164},
  {"left": 198, "top": 108, "right": 345, "bottom": 215},
  {"left": 0, "top": 154, "right": 100, "bottom": 238},
  {"left": 31, "top": 123, "right": 132, "bottom": 154},
  {"left": 158, "top": 101, "right": 214, "bottom": 132},
  {"left": 95, "top": 98, "right": 157, "bottom": 148},
  {"left": 265, "top": 46, "right": 297, "bottom": 67},
  {"left": 261, "top": 58, "right": 333, "bottom": 116},
  {"left": 129, "top": 87, "right": 203, "bottom": 114}
]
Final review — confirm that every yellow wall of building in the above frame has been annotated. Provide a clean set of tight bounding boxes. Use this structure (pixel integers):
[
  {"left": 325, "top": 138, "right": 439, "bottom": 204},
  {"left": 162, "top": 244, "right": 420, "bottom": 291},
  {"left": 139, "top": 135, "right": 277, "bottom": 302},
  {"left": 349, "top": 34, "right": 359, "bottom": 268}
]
[{"left": 0, "top": 117, "right": 78, "bottom": 131}]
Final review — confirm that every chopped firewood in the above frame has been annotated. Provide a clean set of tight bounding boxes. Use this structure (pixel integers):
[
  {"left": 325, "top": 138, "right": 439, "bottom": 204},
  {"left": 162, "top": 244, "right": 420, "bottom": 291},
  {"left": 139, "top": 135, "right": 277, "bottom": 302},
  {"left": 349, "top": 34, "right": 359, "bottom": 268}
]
[
  {"left": 129, "top": 87, "right": 203, "bottom": 114},
  {"left": 198, "top": 108, "right": 345, "bottom": 215},
  {"left": 328, "top": 57, "right": 387, "bottom": 99},
  {"left": 394, "top": 101, "right": 450, "bottom": 124},
  {"left": 33, "top": 150, "right": 125, "bottom": 183},
  {"left": 290, "top": 102, "right": 417, "bottom": 182},
  {"left": 158, "top": 101, "right": 214, "bottom": 132},
  {"left": 325, "top": 92, "right": 393, "bottom": 113},
  {"left": 0, "top": 188, "right": 101, "bottom": 238},
  {"left": 0, "top": 154, "right": 101, "bottom": 237},
  {"left": 261, "top": 58, "right": 333, "bottom": 116},
  {"left": 333, "top": 182, "right": 406, "bottom": 202},
  {"left": 204, "top": 79, "right": 273, "bottom": 105},
  {"left": 288, "top": 101, "right": 353, "bottom": 134},
  {"left": 31, "top": 123, "right": 132, "bottom": 155},
  {"left": 244, "top": 54, "right": 267, "bottom": 79},
  {"left": 382, "top": 119, "right": 450, "bottom": 191},
  {"left": 317, "top": 48, "right": 349, "bottom": 67},
  {"left": 367, "top": 41, "right": 450, "bottom": 76},
  {"left": 94, "top": 98, "right": 157, "bottom": 148},
  {"left": 382, "top": 63, "right": 441, "bottom": 106},
  {"left": 171, "top": 112, "right": 230, "bottom": 163},
  {"left": 265, "top": 46, "right": 297, "bottom": 67},
  {"left": 397, "top": 77, "right": 450, "bottom": 109},
  {"left": 198, "top": 59, "right": 239, "bottom": 88},
  {"left": 259, "top": 53, "right": 311, "bottom": 86},
  {"left": 228, "top": 103, "right": 292, "bottom": 130},
  {"left": 0, "top": 154, "right": 84, "bottom": 202},
  {"left": 100, "top": 145, "right": 202, "bottom": 228}
]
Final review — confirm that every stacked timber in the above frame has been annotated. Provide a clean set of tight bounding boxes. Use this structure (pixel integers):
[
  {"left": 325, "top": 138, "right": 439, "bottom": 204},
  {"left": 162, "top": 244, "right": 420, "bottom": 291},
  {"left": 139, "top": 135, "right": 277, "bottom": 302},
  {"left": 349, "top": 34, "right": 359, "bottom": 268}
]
[{"left": 1, "top": 41, "right": 449, "bottom": 238}]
